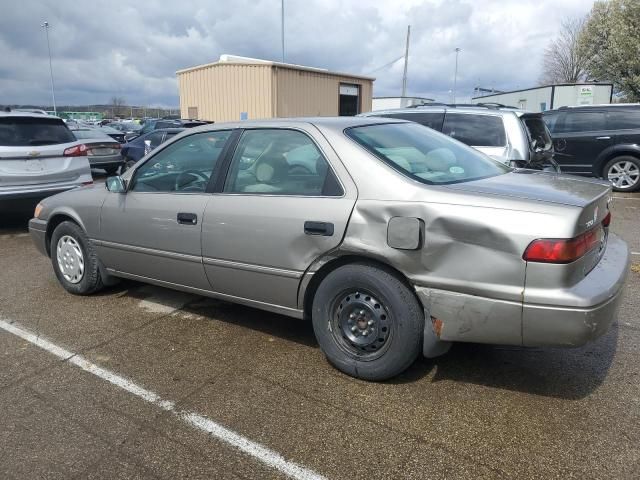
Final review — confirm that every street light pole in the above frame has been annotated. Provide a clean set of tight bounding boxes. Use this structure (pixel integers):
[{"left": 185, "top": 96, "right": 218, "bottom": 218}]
[
  {"left": 453, "top": 47, "right": 461, "bottom": 104},
  {"left": 41, "top": 21, "right": 57, "bottom": 115}
]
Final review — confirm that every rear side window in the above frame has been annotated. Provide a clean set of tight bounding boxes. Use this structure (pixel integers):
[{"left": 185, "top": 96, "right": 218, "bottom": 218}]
[
  {"left": 224, "top": 129, "right": 338, "bottom": 196},
  {"left": 606, "top": 110, "right": 640, "bottom": 130},
  {"left": 556, "top": 111, "right": 606, "bottom": 133},
  {"left": 441, "top": 113, "right": 506, "bottom": 147},
  {"left": 0, "top": 117, "right": 76, "bottom": 146},
  {"left": 377, "top": 112, "right": 444, "bottom": 131}
]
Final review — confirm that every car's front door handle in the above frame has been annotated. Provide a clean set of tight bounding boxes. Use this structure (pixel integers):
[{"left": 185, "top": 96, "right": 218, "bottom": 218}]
[
  {"left": 304, "top": 221, "right": 334, "bottom": 236},
  {"left": 177, "top": 212, "right": 198, "bottom": 225},
  {"left": 596, "top": 136, "right": 611, "bottom": 140}
]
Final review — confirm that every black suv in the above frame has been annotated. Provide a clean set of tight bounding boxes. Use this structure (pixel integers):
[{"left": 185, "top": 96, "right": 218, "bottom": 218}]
[{"left": 543, "top": 105, "right": 640, "bottom": 192}]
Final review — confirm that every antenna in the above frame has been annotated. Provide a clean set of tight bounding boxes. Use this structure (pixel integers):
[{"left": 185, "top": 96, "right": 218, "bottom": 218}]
[{"left": 401, "top": 25, "right": 410, "bottom": 97}]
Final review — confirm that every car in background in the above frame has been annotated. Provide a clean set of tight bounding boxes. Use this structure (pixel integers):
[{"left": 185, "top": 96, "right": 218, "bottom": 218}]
[
  {"left": 99, "top": 125, "right": 127, "bottom": 143},
  {"left": 135, "top": 118, "right": 211, "bottom": 138},
  {"left": 68, "top": 125, "right": 123, "bottom": 175},
  {"left": 29, "top": 117, "right": 628, "bottom": 381},
  {"left": 543, "top": 104, "right": 640, "bottom": 192},
  {"left": 120, "top": 128, "right": 185, "bottom": 170},
  {"left": 361, "top": 104, "right": 559, "bottom": 172},
  {"left": 106, "top": 121, "right": 142, "bottom": 138},
  {"left": 0, "top": 111, "right": 92, "bottom": 212}
]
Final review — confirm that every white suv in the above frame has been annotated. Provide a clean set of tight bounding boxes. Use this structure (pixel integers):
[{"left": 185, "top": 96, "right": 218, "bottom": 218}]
[
  {"left": 0, "top": 110, "right": 92, "bottom": 212},
  {"left": 361, "top": 104, "right": 560, "bottom": 171}
]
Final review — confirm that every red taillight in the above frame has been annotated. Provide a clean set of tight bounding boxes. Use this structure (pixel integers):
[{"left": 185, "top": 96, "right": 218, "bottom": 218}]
[
  {"left": 602, "top": 211, "right": 612, "bottom": 228},
  {"left": 63, "top": 144, "right": 88, "bottom": 156},
  {"left": 523, "top": 229, "right": 601, "bottom": 263}
]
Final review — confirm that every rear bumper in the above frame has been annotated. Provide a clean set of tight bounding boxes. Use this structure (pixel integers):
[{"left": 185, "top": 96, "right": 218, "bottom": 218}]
[
  {"left": 522, "top": 233, "right": 629, "bottom": 346},
  {"left": 28, "top": 218, "right": 49, "bottom": 257},
  {"left": 88, "top": 155, "right": 124, "bottom": 168},
  {"left": 416, "top": 233, "right": 629, "bottom": 351}
]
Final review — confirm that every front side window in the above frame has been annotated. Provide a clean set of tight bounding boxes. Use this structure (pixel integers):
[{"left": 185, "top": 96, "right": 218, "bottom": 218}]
[
  {"left": 606, "top": 109, "right": 640, "bottom": 130},
  {"left": 131, "top": 130, "right": 231, "bottom": 193},
  {"left": 442, "top": 113, "right": 506, "bottom": 147},
  {"left": 346, "top": 122, "right": 510, "bottom": 185},
  {"left": 224, "top": 129, "right": 336, "bottom": 195},
  {"left": 557, "top": 111, "right": 606, "bottom": 133},
  {"left": 522, "top": 116, "right": 553, "bottom": 152}
]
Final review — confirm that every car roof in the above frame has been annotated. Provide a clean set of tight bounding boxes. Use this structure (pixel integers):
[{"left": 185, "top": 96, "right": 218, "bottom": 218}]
[
  {"left": 545, "top": 103, "right": 640, "bottom": 113},
  {"left": 0, "top": 111, "right": 61, "bottom": 119},
  {"left": 360, "top": 105, "right": 530, "bottom": 117},
  {"left": 188, "top": 116, "right": 407, "bottom": 134}
]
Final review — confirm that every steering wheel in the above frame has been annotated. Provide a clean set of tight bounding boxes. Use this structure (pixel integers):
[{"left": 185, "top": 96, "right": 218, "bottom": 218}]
[{"left": 174, "top": 169, "right": 209, "bottom": 191}]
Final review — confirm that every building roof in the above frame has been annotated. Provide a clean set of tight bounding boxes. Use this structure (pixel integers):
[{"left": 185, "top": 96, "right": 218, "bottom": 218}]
[
  {"left": 471, "top": 82, "right": 613, "bottom": 100},
  {"left": 176, "top": 54, "right": 375, "bottom": 81}
]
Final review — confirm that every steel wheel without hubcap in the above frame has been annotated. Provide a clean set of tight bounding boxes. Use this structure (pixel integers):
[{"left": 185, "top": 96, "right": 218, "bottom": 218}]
[
  {"left": 608, "top": 160, "right": 640, "bottom": 190},
  {"left": 331, "top": 290, "right": 392, "bottom": 359},
  {"left": 56, "top": 235, "right": 85, "bottom": 284}
]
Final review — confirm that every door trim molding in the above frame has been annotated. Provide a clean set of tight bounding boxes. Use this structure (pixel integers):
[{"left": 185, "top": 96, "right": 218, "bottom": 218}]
[
  {"left": 94, "top": 239, "right": 202, "bottom": 264},
  {"left": 203, "top": 256, "right": 303, "bottom": 279}
]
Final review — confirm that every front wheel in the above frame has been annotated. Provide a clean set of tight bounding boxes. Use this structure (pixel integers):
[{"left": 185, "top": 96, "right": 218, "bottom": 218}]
[
  {"left": 604, "top": 156, "right": 640, "bottom": 192},
  {"left": 311, "top": 263, "right": 424, "bottom": 381},
  {"left": 50, "top": 221, "right": 104, "bottom": 295}
]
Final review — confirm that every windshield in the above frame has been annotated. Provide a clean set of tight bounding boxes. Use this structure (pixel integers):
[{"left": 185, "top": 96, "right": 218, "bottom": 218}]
[
  {"left": 346, "top": 122, "right": 510, "bottom": 185},
  {"left": 0, "top": 116, "right": 76, "bottom": 146}
]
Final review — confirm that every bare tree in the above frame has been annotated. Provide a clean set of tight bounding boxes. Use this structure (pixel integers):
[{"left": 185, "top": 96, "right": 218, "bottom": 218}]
[
  {"left": 109, "top": 96, "right": 126, "bottom": 117},
  {"left": 539, "top": 18, "right": 589, "bottom": 85}
]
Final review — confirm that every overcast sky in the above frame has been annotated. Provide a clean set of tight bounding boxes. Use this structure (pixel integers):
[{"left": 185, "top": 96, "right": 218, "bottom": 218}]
[{"left": 0, "top": 0, "right": 594, "bottom": 108}]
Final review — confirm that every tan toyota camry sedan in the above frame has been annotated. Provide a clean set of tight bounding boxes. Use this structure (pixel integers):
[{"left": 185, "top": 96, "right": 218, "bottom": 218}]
[{"left": 29, "top": 117, "right": 630, "bottom": 381}]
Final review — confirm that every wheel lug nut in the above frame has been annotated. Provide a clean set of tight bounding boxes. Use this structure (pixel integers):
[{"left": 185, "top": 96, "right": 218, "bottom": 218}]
[
  {"left": 368, "top": 320, "right": 374, "bottom": 326},
  {"left": 362, "top": 331, "right": 368, "bottom": 336},
  {"left": 359, "top": 310, "right": 365, "bottom": 315},
  {"left": 351, "top": 326, "right": 357, "bottom": 332},
  {"left": 349, "top": 313, "right": 356, "bottom": 319}
]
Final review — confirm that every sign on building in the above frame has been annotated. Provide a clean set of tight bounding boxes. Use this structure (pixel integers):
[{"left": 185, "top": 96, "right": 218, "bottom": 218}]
[{"left": 578, "top": 86, "right": 594, "bottom": 105}]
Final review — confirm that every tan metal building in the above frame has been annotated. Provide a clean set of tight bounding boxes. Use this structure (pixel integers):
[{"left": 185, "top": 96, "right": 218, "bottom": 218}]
[{"left": 176, "top": 55, "right": 374, "bottom": 122}]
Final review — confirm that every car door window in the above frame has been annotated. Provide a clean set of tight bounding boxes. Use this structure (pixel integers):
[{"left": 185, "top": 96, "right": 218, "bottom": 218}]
[
  {"left": 148, "top": 131, "right": 165, "bottom": 149},
  {"left": 607, "top": 110, "right": 640, "bottom": 130},
  {"left": 441, "top": 113, "right": 506, "bottom": 147},
  {"left": 131, "top": 130, "right": 231, "bottom": 193},
  {"left": 223, "top": 129, "right": 340, "bottom": 196},
  {"left": 557, "top": 111, "right": 606, "bottom": 133},
  {"left": 378, "top": 112, "right": 445, "bottom": 130}
]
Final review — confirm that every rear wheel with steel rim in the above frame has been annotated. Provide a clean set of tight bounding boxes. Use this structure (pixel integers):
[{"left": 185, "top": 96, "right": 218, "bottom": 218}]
[
  {"left": 604, "top": 156, "right": 640, "bottom": 192},
  {"left": 50, "top": 221, "right": 104, "bottom": 295},
  {"left": 312, "top": 263, "right": 424, "bottom": 381}
]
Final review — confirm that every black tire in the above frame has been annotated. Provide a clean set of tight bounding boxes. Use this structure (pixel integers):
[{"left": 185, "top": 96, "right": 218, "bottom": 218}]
[
  {"left": 104, "top": 165, "right": 120, "bottom": 175},
  {"left": 603, "top": 156, "right": 640, "bottom": 192},
  {"left": 311, "top": 263, "right": 424, "bottom": 381},
  {"left": 50, "top": 221, "right": 104, "bottom": 295}
]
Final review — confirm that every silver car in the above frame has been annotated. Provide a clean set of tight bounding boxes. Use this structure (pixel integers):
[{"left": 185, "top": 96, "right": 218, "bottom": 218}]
[
  {"left": 29, "top": 117, "right": 629, "bottom": 381},
  {"left": 68, "top": 126, "right": 123, "bottom": 174},
  {"left": 0, "top": 111, "right": 93, "bottom": 211}
]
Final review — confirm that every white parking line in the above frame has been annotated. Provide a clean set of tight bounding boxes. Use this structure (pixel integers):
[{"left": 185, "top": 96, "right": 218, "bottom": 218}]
[
  {"left": 632, "top": 252, "right": 640, "bottom": 256},
  {"left": 612, "top": 196, "right": 640, "bottom": 200},
  {"left": 0, "top": 319, "right": 326, "bottom": 480}
]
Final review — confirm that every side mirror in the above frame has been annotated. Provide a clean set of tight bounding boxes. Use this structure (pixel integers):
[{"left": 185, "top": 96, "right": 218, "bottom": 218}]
[
  {"left": 144, "top": 139, "right": 152, "bottom": 155},
  {"left": 105, "top": 176, "right": 126, "bottom": 193}
]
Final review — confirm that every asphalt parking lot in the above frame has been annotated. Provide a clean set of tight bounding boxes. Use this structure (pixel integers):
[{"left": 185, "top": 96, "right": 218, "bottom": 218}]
[{"left": 1, "top": 187, "right": 639, "bottom": 479}]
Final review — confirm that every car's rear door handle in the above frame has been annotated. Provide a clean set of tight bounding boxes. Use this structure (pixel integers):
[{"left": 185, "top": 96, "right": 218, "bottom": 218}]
[
  {"left": 596, "top": 136, "right": 611, "bottom": 140},
  {"left": 177, "top": 212, "right": 198, "bottom": 225},
  {"left": 304, "top": 221, "right": 334, "bottom": 236}
]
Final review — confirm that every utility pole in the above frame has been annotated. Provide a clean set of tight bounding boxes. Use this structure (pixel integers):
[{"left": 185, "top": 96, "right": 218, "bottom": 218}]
[
  {"left": 453, "top": 47, "right": 461, "bottom": 104},
  {"left": 41, "top": 21, "right": 57, "bottom": 115},
  {"left": 401, "top": 25, "right": 411, "bottom": 97},
  {"left": 281, "top": 0, "right": 285, "bottom": 62}
]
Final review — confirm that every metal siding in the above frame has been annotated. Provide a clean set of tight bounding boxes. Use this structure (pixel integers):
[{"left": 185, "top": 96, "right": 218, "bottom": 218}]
[
  {"left": 177, "top": 65, "right": 273, "bottom": 122},
  {"left": 178, "top": 63, "right": 372, "bottom": 120},
  {"left": 471, "top": 87, "right": 553, "bottom": 112}
]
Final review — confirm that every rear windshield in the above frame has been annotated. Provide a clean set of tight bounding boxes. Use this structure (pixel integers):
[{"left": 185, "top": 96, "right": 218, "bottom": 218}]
[
  {"left": 346, "top": 122, "right": 510, "bottom": 185},
  {"left": 71, "top": 129, "right": 112, "bottom": 141},
  {"left": 376, "top": 112, "right": 445, "bottom": 131},
  {"left": 0, "top": 117, "right": 76, "bottom": 146},
  {"left": 441, "top": 113, "right": 506, "bottom": 147},
  {"left": 522, "top": 116, "right": 553, "bottom": 151}
]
